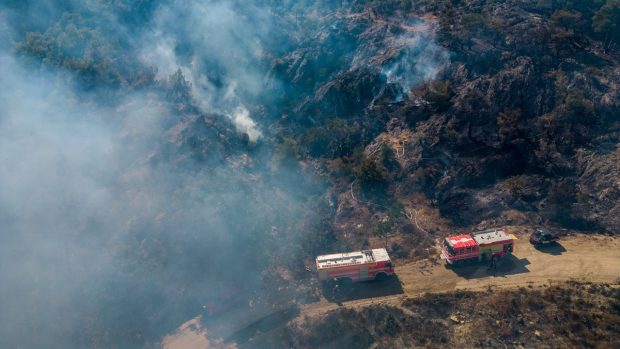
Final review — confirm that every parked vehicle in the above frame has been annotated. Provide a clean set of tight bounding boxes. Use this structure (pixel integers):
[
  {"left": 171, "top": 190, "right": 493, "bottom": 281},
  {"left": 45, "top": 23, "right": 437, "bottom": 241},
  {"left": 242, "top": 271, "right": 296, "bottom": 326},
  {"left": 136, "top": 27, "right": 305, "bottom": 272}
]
[
  {"left": 529, "top": 228, "right": 559, "bottom": 246},
  {"left": 316, "top": 248, "right": 394, "bottom": 282},
  {"left": 440, "top": 228, "right": 517, "bottom": 266}
]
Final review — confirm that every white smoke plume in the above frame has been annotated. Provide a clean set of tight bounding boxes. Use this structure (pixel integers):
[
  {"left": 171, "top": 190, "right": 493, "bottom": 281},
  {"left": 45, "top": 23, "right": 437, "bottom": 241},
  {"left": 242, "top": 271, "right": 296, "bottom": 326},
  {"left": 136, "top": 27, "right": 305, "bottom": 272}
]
[
  {"left": 381, "top": 22, "right": 450, "bottom": 96},
  {"left": 139, "top": 0, "right": 266, "bottom": 141},
  {"left": 232, "top": 105, "right": 262, "bottom": 142}
]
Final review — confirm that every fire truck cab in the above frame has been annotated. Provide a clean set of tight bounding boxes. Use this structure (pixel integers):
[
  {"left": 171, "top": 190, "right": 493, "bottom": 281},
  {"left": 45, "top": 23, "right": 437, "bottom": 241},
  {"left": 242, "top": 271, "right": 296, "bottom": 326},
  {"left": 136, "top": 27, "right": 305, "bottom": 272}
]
[
  {"left": 441, "top": 228, "right": 516, "bottom": 265},
  {"left": 316, "top": 248, "right": 394, "bottom": 282}
]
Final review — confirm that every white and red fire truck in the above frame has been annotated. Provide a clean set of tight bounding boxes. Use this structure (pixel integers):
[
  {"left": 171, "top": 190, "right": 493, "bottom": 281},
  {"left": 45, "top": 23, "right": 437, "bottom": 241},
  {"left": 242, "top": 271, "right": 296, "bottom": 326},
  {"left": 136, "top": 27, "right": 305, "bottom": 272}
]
[
  {"left": 440, "top": 228, "right": 517, "bottom": 265},
  {"left": 316, "top": 248, "right": 394, "bottom": 282}
]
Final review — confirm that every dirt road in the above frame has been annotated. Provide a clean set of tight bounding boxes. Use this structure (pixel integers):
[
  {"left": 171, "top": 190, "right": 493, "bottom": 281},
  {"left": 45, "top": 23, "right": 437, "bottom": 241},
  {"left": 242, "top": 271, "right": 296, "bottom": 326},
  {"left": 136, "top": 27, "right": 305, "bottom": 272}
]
[
  {"left": 163, "top": 234, "right": 620, "bottom": 347},
  {"left": 301, "top": 234, "right": 620, "bottom": 318}
]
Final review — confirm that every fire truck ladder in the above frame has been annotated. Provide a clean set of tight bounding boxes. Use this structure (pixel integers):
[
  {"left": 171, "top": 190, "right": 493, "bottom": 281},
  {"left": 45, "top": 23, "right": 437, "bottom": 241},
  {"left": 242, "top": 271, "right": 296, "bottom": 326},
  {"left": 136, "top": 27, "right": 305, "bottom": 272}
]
[{"left": 362, "top": 250, "right": 374, "bottom": 262}]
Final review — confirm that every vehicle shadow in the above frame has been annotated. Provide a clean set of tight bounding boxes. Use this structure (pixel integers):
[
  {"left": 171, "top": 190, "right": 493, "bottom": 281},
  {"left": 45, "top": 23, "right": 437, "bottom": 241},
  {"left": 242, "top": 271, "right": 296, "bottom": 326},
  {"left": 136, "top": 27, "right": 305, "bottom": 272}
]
[
  {"left": 446, "top": 254, "right": 531, "bottom": 280},
  {"left": 321, "top": 275, "right": 404, "bottom": 303},
  {"left": 534, "top": 242, "right": 566, "bottom": 255}
]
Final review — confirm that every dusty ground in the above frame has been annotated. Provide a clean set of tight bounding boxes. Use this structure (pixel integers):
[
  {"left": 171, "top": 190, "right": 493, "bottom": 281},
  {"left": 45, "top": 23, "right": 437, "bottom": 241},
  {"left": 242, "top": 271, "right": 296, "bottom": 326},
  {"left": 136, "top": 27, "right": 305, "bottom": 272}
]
[{"left": 163, "top": 318, "right": 214, "bottom": 349}]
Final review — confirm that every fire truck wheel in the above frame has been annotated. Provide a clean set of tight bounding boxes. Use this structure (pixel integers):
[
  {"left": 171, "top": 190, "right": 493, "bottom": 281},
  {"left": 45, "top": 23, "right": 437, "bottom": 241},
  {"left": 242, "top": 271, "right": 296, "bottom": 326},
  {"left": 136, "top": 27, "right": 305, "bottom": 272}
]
[
  {"left": 338, "top": 277, "right": 353, "bottom": 287},
  {"left": 491, "top": 254, "right": 500, "bottom": 267},
  {"left": 375, "top": 272, "right": 388, "bottom": 282}
]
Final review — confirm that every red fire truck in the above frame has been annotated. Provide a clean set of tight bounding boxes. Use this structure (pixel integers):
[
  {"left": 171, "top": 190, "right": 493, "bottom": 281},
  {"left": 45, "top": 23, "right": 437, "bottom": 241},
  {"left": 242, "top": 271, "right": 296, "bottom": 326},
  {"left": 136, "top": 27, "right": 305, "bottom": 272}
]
[
  {"left": 440, "top": 228, "right": 517, "bottom": 265},
  {"left": 316, "top": 248, "right": 394, "bottom": 282}
]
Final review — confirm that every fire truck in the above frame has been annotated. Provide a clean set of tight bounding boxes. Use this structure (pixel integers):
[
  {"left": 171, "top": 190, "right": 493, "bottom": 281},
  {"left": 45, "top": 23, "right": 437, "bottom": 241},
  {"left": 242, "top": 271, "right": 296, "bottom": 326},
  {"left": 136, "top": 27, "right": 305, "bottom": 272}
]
[
  {"left": 316, "top": 248, "right": 394, "bottom": 282},
  {"left": 440, "top": 228, "right": 517, "bottom": 265}
]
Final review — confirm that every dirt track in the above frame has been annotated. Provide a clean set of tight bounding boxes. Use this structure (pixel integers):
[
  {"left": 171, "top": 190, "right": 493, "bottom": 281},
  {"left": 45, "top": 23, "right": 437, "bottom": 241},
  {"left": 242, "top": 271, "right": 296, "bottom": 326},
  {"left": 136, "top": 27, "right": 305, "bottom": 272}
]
[{"left": 301, "top": 234, "right": 620, "bottom": 318}]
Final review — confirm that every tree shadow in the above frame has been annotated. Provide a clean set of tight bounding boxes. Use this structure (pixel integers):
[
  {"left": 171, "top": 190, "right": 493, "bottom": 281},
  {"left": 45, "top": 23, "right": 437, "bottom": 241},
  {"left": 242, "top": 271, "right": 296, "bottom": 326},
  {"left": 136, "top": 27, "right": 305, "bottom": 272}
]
[
  {"left": 321, "top": 275, "right": 404, "bottom": 303},
  {"left": 446, "top": 254, "right": 531, "bottom": 280},
  {"left": 534, "top": 242, "right": 566, "bottom": 255}
]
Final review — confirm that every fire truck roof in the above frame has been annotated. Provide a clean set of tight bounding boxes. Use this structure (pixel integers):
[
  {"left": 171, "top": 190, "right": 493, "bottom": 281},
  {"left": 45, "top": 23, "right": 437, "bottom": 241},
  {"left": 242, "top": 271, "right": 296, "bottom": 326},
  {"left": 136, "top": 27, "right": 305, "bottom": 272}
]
[
  {"left": 316, "top": 248, "right": 390, "bottom": 269},
  {"left": 472, "top": 229, "right": 513, "bottom": 245},
  {"left": 446, "top": 234, "right": 477, "bottom": 249}
]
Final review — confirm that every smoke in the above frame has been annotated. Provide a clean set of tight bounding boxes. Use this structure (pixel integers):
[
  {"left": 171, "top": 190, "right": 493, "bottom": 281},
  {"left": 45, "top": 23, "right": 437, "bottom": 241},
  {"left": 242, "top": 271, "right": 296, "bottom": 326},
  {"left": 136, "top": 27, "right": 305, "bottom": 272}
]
[
  {"left": 0, "top": 3, "right": 291, "bottom": 346},
  {"left": 381, "top": 22, "right": 450, "bottom": 98},
  {"left": 0, "top": 50, "right": 295, "bottom": 347},
  {"left": 231, "top": 105, "right": 261, "bottom": 142},
  {"left": 0, "top": 53, "right": 138, "bottom": 348},
  {"left": 139, "top": 0, "right": 270, "bottom": 141}
]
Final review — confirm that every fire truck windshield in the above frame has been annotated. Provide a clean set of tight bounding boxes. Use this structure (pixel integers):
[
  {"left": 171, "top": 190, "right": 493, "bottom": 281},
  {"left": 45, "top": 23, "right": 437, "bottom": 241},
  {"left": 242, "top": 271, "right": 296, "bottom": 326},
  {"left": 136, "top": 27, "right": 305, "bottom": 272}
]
[{"left": 443, "top": 239, "right": 455, "bottom": 255}]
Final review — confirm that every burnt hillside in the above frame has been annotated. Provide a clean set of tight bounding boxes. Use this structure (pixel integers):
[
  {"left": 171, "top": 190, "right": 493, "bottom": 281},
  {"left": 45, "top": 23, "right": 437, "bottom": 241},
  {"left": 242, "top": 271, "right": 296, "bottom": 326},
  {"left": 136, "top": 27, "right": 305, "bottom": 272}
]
[
  {"left": 265, "top": 0, "right": 620, "bottom": 262},
  {"left": 1, "top": 0, "right": 619, "bottom": 348}
]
